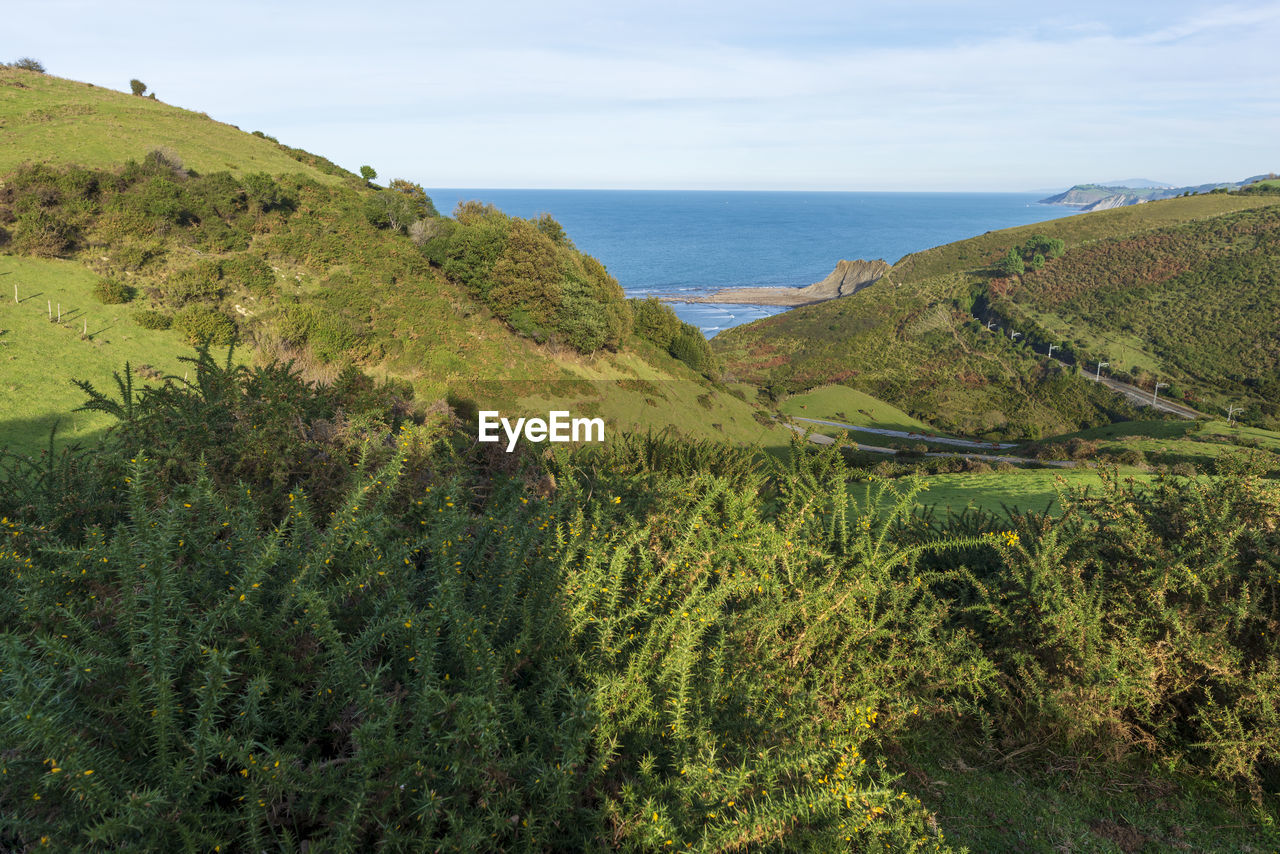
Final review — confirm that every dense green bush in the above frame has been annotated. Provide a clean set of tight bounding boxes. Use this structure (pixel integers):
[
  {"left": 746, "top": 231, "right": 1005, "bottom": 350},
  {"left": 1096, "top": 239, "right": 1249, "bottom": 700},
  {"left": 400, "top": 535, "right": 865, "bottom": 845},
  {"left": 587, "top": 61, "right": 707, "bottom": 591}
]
[
  {"left": 0, "top": 361, "right": 974, "bottom": 851},
  {"left": 3, "top": 350, "right": 1279, "bottom": 849},
  {"left": 163, "top": 259, "right": 225, "bottom": 306},
  {"left": 92, "top": 277, "right": 135, "bottom": 304},
  {"left": 241, "top": 172, "right": 292, "bottom": 213},
  {"left": 424, "top": 205, "right": 630, "bottom": 353},
  {"left": 11, "top": 208, "right": 77, "bottom": 255},
  {"left": 174, "top": 305, "right": 236, "bottom": 344},
  {"left": 631, "top": 296, "right": 682, "bottom": 348},
  {"left": 976, "top": 464, "right": 1280, "bottom": 791},
  {"left": 669, "top": 322, "right": 717, "bottom": 376},
  {"left": 133, "top": 308, "right": 172, "bottom": 329}
]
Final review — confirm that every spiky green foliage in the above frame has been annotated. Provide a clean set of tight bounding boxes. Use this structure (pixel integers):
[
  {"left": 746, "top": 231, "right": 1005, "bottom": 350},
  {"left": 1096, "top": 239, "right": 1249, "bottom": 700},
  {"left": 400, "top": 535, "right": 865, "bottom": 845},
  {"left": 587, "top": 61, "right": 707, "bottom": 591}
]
[
  {"left": 975, "top": 464, "right": 1280, "bottom": 792},
  {"left": 2, "top": 350, "right": 1278, "bottom": 850}
]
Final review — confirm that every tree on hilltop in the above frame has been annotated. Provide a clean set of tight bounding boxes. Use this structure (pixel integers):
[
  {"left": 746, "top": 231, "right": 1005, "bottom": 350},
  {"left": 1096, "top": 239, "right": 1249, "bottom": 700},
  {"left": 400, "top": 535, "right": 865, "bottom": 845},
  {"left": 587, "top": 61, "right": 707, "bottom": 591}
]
[{"left": 130, "top": 78, "right": 147, "bottom": 96}]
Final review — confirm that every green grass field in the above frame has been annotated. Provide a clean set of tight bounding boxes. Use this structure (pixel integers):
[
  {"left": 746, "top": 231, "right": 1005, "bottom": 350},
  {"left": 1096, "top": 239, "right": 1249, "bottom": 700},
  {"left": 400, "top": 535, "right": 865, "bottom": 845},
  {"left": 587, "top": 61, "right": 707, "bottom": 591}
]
[
  {"left": 0, "top": 67, "right": 341, "bottom": 181},
  {"left": 0, "top": 256, "right": 203, "bottom": 452},
  {"left": 1027, "top": 419, "right": 1280, "bottom": 472},
  {"left": 1199, "top": 419, "right": 1280, "bottom": 452},
  {"left": 898, "top": 468, "right": 1160, "bottom": 517},
  {"left": 780, "top": 384, "right": 931, "bottom": 432}
]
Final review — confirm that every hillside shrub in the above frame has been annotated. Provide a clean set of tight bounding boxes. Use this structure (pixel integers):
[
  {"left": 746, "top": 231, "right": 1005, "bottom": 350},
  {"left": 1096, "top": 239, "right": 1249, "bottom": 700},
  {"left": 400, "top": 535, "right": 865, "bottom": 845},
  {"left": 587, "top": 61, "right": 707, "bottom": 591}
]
[
  {"left": 92, "top": 277, "right": 136, "bottom": 304},
  {"left": 11, "top": 208, "right": 76, "bottom": 256},
  {"left": 386, "top": 179, "right": 438, "bottom": 219},
  {"left": 133, "top": 308, "right": 172, "bottom": 329},
  {"left": 174, "top": 305, "right": 236, "bottom": 344},
  {"left": 976, "top": 464, "right": 1280, "bottom": 791},
  {"left": 10, "top": 57, "right": 45, "bottom": 72},
  {"left": 129, "top": 78, "right": 146, "bottom": 96},
  {"left": 632, "top": 296, "right": 682, "bottom": 348},
  {"left": 163, "top": 260, "right": 225, "bottom": 306},
  {"left": 668, "top": 322, "right": 716, "bottom": 376},
  {"left": 242, "top": 172, "right": 291, "bottom": 213},
  {"left": 425, "top": 205, "right": 629, "bottom": 353}
]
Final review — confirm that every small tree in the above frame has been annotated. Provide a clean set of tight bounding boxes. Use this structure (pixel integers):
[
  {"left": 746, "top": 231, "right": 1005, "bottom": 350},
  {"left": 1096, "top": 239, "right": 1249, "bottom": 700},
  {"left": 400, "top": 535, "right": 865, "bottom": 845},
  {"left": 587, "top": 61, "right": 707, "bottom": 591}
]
[
  {"left": 130, "top": 78, "right": 147, "bottom": 96},
  {"left": 11, "top": 57, "right": 45, "bottom": 72},
  {"left": 995, "top": 247, "right": 1025, "bottom": 277},
  {"left": 387, "top": 178, "right": 438, "bottom": 218},
  {"left": 359, "top": 165, "right": 377, "bottom": 184}
]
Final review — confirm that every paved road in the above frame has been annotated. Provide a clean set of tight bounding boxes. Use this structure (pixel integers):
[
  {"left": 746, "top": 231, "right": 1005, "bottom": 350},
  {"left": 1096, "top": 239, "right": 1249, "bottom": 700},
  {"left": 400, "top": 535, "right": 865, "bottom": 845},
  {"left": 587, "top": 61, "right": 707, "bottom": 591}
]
[
  {"left": 789, "top": 417, "right": 1017, "bottom": 450},
  {"left": 785, "top": 423, "right": 1076, "bottom": 467}
]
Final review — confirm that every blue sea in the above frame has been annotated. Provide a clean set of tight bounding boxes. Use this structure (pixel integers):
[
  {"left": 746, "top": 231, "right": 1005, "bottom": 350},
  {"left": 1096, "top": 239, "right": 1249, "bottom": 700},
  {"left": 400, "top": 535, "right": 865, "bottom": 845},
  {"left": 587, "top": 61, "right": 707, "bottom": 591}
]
[{"left": 426, "top": 190, "right": 1080, "bottom": 335}]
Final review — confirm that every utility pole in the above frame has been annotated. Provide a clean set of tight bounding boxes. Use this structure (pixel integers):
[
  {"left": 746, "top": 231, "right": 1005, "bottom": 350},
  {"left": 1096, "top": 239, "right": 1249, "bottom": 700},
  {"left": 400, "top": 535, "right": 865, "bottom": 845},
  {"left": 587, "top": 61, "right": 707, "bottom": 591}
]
[
  {"left": 1010, "top": 330, "right": 1022, "bottom": 341},
  {"left": 1226, "top": 404, "right": 1242, "bottom": 426},
  {"left": 986, "top": 320, "right": 997, "bottom": 331},
  {"left": 1046, "top": 343, "right": 1057, "bottom": 358},
  {"left": 1152, "top": 381, "right": 1169, "bottom": 405},
  {"left": 1095, "top": 361, "right": 1109, "bottom": 381}
]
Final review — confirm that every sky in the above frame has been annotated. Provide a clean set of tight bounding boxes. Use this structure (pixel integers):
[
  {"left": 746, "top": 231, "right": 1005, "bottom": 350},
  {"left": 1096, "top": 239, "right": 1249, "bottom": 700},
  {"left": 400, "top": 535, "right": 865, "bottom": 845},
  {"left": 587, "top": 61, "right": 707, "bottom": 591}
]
[{"left": 9, "top": 1, "right": 1280, "bottom": 191}]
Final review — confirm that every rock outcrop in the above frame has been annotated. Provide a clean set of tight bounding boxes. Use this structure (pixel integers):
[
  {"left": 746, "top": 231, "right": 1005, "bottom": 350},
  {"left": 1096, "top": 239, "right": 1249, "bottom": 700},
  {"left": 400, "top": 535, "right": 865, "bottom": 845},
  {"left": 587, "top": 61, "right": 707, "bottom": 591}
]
[{"left": 674, "top": 259, "right": 890, "bottom": 307}]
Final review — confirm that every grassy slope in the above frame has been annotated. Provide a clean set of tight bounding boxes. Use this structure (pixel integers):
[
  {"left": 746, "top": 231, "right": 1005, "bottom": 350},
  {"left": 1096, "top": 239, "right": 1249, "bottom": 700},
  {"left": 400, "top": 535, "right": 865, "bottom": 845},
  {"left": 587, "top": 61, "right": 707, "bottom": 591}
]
[
  {"left": 779, "top": 384, "right": 930, "bottom": 432},
  {"left": 0, "top": 255, "right": 203, "bottom": 450},
  {"left": 0, "top": 67, "right": 789, "bottom": 453},
  {"left": 0, "top": 67, "right": 340, "bottom": 181},
  {"left": 715, "top": 193, "right": 1279, "bottom": 439},
  {"left": 905, "top": 468, "right": 1160, "bottom": 517},
  {"left": 994, "top": 204, "right": 1280, "bottom": 421}
]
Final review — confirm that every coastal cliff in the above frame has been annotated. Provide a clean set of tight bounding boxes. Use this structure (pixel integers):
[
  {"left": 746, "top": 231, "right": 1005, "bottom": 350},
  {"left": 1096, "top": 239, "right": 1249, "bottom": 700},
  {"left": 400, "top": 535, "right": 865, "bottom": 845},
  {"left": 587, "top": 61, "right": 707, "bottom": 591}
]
[{"left": 672, "top": 258, "right": 890, "bottom": 306}]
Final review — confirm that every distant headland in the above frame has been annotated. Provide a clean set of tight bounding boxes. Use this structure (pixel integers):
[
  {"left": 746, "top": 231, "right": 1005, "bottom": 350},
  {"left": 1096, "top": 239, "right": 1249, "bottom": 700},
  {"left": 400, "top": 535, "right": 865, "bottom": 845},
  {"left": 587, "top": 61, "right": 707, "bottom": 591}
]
[{"left": 661, "top": 258, "right": 890, "bottom": 306}]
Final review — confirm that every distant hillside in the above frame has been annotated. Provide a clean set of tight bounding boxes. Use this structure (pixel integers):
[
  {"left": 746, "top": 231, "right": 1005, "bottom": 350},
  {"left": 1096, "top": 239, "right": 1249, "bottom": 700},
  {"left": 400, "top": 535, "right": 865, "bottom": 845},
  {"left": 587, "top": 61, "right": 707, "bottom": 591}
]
[
  {"left": 714, "top": 192, "right": 1280, "bottom": 437},
  {"left": 1041, "top": 174, "right": 1275, "bottom": 211},
  {"left": 1099, "top": 178, "right": 1171, "bottom": 189},
  {"left": 991, "top": 204, "right": 1280, "bottom": 425}
]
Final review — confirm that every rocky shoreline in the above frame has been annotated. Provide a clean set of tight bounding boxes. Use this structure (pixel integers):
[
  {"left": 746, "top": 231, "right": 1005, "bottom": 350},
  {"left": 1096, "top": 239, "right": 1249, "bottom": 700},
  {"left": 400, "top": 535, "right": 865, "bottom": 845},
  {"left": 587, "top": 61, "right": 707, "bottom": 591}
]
[{"left": 661, "top": 258, "right": 890, "bottom": 307}]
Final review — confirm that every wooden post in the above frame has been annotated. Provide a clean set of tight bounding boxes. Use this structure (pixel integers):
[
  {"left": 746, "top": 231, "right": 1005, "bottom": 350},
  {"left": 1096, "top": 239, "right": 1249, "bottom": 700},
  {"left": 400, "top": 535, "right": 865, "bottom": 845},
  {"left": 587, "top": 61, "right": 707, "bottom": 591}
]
[
  {"left": 48, "top": 300, "right": 52, "bottom": 320},
  {"left": 13, "top": 284, "right": 17, "bottom": 304}
]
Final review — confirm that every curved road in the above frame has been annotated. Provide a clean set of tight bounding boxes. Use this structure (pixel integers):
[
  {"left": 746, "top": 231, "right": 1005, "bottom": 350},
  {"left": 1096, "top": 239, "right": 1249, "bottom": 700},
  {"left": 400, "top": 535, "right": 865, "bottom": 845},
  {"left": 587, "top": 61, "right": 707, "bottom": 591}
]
[
  {"left": 784, "top": 422, "right": 1076, "bottom": 468},
  {"left": 789, "top": 417, "right": 1018, "bottom": 450}
]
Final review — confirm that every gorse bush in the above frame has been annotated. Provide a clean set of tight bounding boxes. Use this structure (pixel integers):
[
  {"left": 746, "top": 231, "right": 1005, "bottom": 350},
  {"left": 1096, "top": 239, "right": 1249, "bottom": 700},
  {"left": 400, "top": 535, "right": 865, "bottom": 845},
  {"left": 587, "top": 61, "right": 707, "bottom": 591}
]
[
  {"left": 173, "top": 305, "right": 236, "bottom": 344},
  {"left": 2, "top": 348, "right": 1277, "bottom": 849},
  {"left": 92, "top": 276, "right": 136, "bottom": 304},
  {"left": 975, "top": 464, "right": 1280, "bottom": 792},
  {"left": 0, "top": 351, "right": 971, "bottom": 851},
  {"left": 133, "top": 308, "right": 172, "bottom": 329}
]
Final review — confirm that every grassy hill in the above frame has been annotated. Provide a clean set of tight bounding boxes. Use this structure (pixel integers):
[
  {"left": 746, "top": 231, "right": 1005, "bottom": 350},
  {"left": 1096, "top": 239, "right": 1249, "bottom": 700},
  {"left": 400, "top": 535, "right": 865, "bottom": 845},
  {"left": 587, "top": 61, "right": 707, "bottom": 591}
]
[
  {"left": 715, "top": 192, "right": 1280, "bottom": 439},
  {"left": 0, "top": 66, "right": 348, "bottom": 181},
  {"left": 991, "top": 204, "right": 1280, "bottom": 425},
  {"left": 0, "top": 65, "right": 788, "bottom": 454}
]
